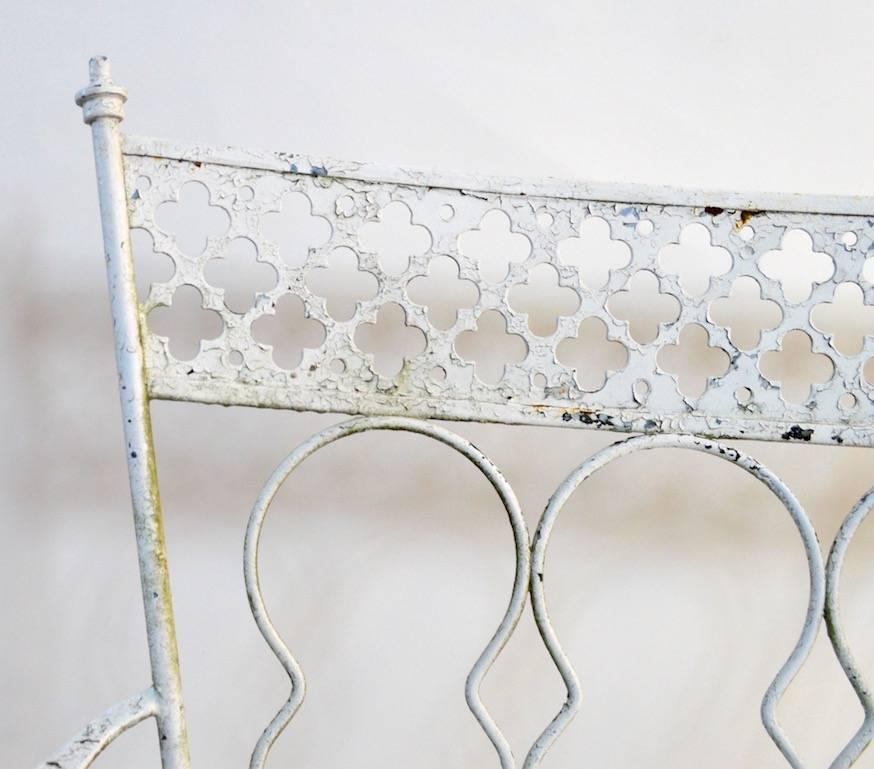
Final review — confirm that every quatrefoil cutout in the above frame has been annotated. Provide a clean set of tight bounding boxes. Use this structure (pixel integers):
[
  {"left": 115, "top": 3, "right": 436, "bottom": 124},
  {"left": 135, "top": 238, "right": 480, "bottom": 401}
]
[
  {"left": 708, "top": 276, "right": 782, "bottom": 351},
  {"left": 251, "top": 295, "right": 327, "bottom": 370},
  {"left": 657, "top": 324, "right": 730, "bottom": 398},
  {"left": 810, "top": 282, "right": 874, "bottom": 356},
  {"left": 204, "top": 237, "right": 278, "bottom": 314},
  {"left": 758, "top": 229, "right": 834, "bottom": 303},
  {"left": 556, "top": 317, "right": 628, "bottom": 392},
  {"left": 607, "top": 270, "right": 681, "bottom": 344},
  {"left": 508, "top": 264, "right": 581, "bottom": 336},
  {"left": 458, "top": 210, "right": 532, "bottom": 283},
  {"left": 147, "top": 285, "right": 224, "bottom": 361},
  {"left": 454, "top": 310, "right": 528, "bottom": 384},
  {"left": 261, "top": 191, "right": 332, "bottom": 268},
  {"left": 658, "top": 223, "right": 732, "bottom": 296},
  {"left": 759, "top": 330, "right": 834, "bottom": 404},
  {"left": 406, "top": 255, "right": 479, "bottom": 330},
  {"left": 358, "top": 201, "right": 432, "bottom": 276},
  {"left": 354, "top": 302, "right": 426, "bottom": 377},
  {"left": 305, "top": 247, "right": 379, "bottom": 322},
  {"left": 131, "top": 227, "right": 175, "bottom": 301},
  {"left": 557, "top": 216, "right": 632, "bottom": 290},
  {"left": 156, "top": 181, "right": 229, "bottom": 257}
]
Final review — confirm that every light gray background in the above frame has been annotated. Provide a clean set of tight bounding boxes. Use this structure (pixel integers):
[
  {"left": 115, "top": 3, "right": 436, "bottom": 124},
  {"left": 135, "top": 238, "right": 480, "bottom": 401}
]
[{"left": 4, "top": 2, "right": 874, "bottom": 767}]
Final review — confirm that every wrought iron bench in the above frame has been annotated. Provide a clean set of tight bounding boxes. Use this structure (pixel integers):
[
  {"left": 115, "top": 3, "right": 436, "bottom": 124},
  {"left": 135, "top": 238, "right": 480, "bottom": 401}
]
[{"left": 38, "top": 55, "right": 874, "bottom": 769}]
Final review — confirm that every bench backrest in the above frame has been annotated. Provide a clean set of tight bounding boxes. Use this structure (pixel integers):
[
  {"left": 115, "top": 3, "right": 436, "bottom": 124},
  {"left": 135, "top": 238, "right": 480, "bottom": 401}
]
[{"left": 39, "top": 55, "right": 874, "bottom": 769}]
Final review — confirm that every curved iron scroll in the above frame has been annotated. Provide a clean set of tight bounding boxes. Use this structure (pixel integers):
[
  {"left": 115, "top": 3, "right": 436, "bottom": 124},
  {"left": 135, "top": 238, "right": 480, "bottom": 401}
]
[
  {"left": 243, "top": 415, "right": 531, "bottom": 769},
  {"left": 33, "top": 688, "right": 158, "bottom": 769},
  {"left": 825, "top": 488, "right": 874, "bottom": 769},
  {"left": 525, "top": 433, "right": 826, "bottom": 769}
]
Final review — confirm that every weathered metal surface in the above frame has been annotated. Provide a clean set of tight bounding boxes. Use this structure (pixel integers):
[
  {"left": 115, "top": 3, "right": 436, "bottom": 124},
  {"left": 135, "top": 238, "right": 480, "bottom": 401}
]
[
  {"left": 73, "top": 57, "right": 190, "bottom": 769},
  {"left": 826, "top": 489, "right": 874, "bottom": 769},
  {"left": 41, "top": 55, "right": 874, "bottom": 769},
  {"left": 529, "top": 434, "right": 825, "bottom": 769},
  {"left": 123, "top": 134, "right": 874, "bottom": 447},
  {"left": 35, "top": 689, "right": 158, "bottom": 769}
]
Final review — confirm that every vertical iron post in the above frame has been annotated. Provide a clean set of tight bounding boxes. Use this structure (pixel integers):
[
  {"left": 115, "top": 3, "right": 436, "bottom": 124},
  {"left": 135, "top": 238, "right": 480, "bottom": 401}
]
[{"left": 75, "top": 57, "right": 190, "bottom": 769}]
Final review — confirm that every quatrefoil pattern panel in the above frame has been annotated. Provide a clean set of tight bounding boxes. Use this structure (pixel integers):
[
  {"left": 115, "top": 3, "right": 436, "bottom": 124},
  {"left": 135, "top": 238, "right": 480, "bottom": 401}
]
[{"left": 124, "top": 137, "right": 874, "bottom": 446}]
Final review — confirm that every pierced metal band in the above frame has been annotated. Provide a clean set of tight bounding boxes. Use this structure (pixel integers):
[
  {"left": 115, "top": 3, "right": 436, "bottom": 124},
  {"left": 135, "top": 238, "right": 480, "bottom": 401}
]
[{"left": 124, "top": 135, "right": 874, "bottom": 447}]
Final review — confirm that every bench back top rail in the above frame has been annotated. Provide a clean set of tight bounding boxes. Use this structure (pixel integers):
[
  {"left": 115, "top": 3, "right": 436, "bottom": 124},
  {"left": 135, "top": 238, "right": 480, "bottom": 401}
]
[{"left": 123, "top": 133, "right": 874, "bottom": 447}]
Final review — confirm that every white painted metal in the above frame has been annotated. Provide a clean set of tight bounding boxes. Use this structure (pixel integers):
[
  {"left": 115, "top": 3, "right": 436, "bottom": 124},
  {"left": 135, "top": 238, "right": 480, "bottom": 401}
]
[
  {"left": 124, "top": 133, "right": 874, "bottom": 447},
  {"left": 37, "top": 689, "right": 158, "bottom": 769},
  {"left": 34, "top": 56, "right": 874, "bottom": 769},
  {"left": 244, "top": 416, "right": 530, "bottom": 769},
  {"left": 62, "top": 56, "right": 190, "bottom": 769},
  {"left": 529, "top": 434, "right": 825, "bottom": 769},
  {"left": 122, "top": 135, "right": 874, "bottom": 216},
  {"left": 826, "top": 489, "right": 874, "bottom": 769}
]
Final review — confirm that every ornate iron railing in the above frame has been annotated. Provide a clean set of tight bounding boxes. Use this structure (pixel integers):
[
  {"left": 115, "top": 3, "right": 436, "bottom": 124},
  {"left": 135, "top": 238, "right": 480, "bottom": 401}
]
[{"left": 35, "top": 56, "right": 874, "bottom": 769}]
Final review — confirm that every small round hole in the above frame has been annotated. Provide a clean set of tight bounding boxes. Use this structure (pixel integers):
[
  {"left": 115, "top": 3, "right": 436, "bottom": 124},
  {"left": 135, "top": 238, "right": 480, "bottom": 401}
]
[
  {"left": 439, "top": 204, "right": 455, "bottom": 222},
  {"left": 632, "top": 379, "right": 650, "bottom": 404},
  {"left": 532, "top": 372, "right": 547, "bottom": 389},
  {"left": 735, "top": 386, "right": 752, "bottom": 405},
  {"left": 839, "top": 392, "right": 857, "bottom": 411},
  {"left": 329, "top": 358, "right": 346, "bottom": 374},
  {"left": 336, "top": 195, "right": 355, "bottom": 216},
  {"left": 841, "top": 231, "right": 858, "bottom": 248},
  {"left": 536, "top": 211, "right": 554, "bottom": 230},
  {"left": 430, "top": 365, "right": 447, "bottom": 382},
  {"left": 739, "top": 225, "right": 754, "bottom": 242},
  {"left": 228, "top": 350, "right": 244, "bottom": 366},
  {"left": 135, "top": 175, "right": 152, "bottom": 193},
  {"left": 636, "top": 219, "right": 654, "bottom": 236}
]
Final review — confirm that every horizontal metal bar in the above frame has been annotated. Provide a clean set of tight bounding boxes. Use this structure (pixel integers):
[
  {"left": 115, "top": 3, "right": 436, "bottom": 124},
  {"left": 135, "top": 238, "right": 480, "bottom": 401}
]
[
  {"left": 123, "top": 134, "right": 874, "bottom": 216},
  {"left": 148, "top": 378, "right": 874, "bottom": 449}
]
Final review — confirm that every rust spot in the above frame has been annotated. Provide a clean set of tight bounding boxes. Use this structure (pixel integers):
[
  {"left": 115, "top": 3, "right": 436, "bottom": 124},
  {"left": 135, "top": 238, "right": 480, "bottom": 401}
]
[{"left": 736, "top": 209, "right": 763, "bottom": 229}]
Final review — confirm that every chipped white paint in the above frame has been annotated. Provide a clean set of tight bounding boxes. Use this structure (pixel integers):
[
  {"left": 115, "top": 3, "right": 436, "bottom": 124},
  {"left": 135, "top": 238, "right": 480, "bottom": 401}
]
[
  {"left": 35, "top": 56, "right": 874, "bottom": 769},
  {"left": 124, "top": 134, "right": 874, "bottom": 448},
  {"left": 36, "top": 689, "right": 158, "bottom": 769}
]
